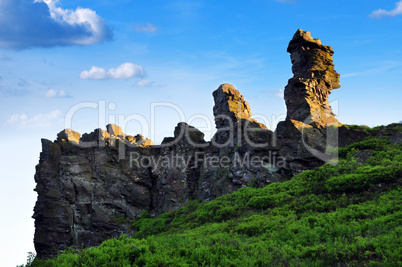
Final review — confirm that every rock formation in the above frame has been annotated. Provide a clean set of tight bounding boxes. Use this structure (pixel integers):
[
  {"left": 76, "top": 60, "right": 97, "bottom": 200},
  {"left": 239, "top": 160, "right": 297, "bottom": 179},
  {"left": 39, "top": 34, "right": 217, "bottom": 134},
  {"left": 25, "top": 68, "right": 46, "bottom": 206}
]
[
  {"left": 212, "top": 83, "right": 267, "bottom": 130},
  {"left": 212, "top": 83, "right": 268, "bottom": 145},
  {"left": 33, "top": 125, "right": 155, "bottom": 259},
  {"left": 33, "top": 87, "right": 283, "bottom": 259},
  {"left": 275, "top": 29, "right": 343, "bottom": 174},
  {"left": 106, "top": 124, "right": 124, "bottom": 137},
  {"left": 34, "top": 30, "right": 391, "bottom": 259},
  {"left": 284, "top": 29, "right": 341, "bottom": 128},
  {"left": 57, "top": 128, "right": 81, "bottom": 145}
]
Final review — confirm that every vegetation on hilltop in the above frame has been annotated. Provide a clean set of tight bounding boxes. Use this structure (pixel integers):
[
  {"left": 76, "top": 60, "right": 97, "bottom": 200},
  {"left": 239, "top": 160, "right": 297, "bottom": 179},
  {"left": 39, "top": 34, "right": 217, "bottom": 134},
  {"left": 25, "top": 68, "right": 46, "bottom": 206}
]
[
  {"left": 23, "top": 136, "right": 402, "bottom": 266},
  {"left": 344, "top": 123, "right": 402, "bottom": 132}
]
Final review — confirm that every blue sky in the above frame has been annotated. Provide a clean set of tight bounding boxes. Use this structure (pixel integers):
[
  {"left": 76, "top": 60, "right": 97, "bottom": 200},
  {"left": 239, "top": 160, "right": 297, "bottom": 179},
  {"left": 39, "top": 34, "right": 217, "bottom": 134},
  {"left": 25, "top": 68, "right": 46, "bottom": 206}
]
[{"left": 1, "top": 0, "right": 401, "bottom": 265}]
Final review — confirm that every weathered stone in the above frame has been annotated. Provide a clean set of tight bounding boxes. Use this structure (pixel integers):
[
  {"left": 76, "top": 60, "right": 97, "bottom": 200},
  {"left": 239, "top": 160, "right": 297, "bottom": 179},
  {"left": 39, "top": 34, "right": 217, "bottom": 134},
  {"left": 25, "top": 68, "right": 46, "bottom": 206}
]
[
  {"left": 79, "top": 125, "right": 154, "bottom": 148},
  {"left": 80, "top": 128, "right": 110, "bottom": 144},
  {"left": 134, "top": 134, "right": 154, "bottom": 147},
  {"left": 212, "top": 84, "right": 268, "bottom": 145},
  {"left": 106, "top": 124, "right": 124, "bottom": 137},
  {"left": 213, "top": 83, "right": 267, "bottom": 130},
  {"left": 162, "top": 122, "right": 206, "bottom": 145},
  {"left": 213, "top": 83, "right": 251, "bottom": 127},
  {"left": 275, "top": 119, "right": 327, "bottom": 175},
  {"left": 57, "top": 129, "right": 81, "bottom": 145},
  {"left": 284, "top": 29, "right": 341, "bottom": 128},
  {"left": 274, "top": 29, "right": 345, "bottom": 174},
  {"left": 33, "top": 142, "right": 151, "bottom": 259}
]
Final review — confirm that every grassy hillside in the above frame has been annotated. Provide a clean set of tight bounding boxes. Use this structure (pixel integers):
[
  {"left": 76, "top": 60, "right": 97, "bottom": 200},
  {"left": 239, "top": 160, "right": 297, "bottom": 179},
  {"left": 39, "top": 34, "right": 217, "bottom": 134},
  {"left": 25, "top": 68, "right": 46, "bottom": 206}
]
[{"left": 26, "top": 137, "right": 402, "bottom": 266}]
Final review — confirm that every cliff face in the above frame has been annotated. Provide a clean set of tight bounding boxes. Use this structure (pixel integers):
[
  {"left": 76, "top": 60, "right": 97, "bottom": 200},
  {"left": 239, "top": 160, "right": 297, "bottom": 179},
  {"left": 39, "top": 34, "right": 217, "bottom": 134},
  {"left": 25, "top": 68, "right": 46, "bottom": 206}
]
[
  {"left": 33, "top": 29, "right": 377, "bottom": 259},
  {"left": 33, "top": 127, "right": 154, "bottom": 258}
]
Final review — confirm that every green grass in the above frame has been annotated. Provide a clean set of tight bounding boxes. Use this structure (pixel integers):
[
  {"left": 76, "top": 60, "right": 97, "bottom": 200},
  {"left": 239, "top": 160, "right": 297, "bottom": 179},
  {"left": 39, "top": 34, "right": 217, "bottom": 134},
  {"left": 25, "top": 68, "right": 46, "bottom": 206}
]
[{"left": 26, "top": 137, "right": 402, "bottom": 266}]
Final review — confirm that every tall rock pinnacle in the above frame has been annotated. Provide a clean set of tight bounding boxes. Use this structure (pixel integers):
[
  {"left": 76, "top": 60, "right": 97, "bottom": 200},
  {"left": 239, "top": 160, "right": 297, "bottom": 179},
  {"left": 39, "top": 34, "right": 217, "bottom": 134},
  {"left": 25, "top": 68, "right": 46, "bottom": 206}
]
[{"left": 284, "top": 29, "right": 341, "bottom": 128}]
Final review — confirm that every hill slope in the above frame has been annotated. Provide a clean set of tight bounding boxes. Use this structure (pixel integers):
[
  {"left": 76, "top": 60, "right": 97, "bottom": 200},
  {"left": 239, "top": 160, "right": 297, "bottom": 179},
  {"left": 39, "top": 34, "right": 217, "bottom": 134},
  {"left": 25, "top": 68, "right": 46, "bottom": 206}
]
[{"left": 27, "top": 136, "right": 402, "bottom": 266}]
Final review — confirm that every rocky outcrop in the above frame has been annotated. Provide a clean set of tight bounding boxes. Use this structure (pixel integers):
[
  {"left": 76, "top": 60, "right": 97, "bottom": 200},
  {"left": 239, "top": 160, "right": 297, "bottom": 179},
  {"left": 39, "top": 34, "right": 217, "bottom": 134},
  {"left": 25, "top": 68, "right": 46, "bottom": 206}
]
[
  {"left": 79, "top": 124, "right": 154, "bottom": 148},
  {"left": 57, "top": 128, "right": 81, "bottom": 145},
  {"left": 33, "top": 113, "right": 283, "bottom": 259},
  {"left": 212, "top": 83, "right": 268, "bottom": 145},
  {"left": 34, "top": 29, "right": 396, "bottom": 260},
  {"left": 33, "top": 126, "right": 155, "bottom": 259},
  {"left": 106, "top": 124, "right": 124, "bottom": 137},
  {"left": 284, "top": 29, "right": 341, "bottom": 128},
  {"left": 212, "top": 83, "right": 267, "bottom": 130},
  {"left": 275, "top": 29, "right": 343, "bottom": 174},
  {"left": 33, "top": 88, "right": 284, "bottom": 259}
]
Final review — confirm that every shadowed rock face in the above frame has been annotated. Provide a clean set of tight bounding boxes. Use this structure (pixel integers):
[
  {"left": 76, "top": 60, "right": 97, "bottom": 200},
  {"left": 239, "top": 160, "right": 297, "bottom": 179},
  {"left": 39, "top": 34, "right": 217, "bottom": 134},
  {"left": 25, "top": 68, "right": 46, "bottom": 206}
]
[
  {"left": 285, "top": 29, "right": 341, "bottom": 128},
  {"left": 33, "top": 119, "right": 281, "bottom": 259},
  {"left": 33, "top": 125, "right": 155, "bottom": 259}
]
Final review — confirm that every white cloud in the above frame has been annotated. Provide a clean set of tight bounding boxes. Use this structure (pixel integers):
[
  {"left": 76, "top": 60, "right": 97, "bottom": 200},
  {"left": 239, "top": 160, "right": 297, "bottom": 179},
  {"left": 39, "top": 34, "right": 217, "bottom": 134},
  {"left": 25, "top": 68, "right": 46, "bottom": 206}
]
[
  {"left": 80, "top": 66, "right": 107, "bottom": 80},
  {"left": 6, "top": 110, "right": 62, "bottom": 128},
  {"left": 0, "top": 0, "right": 112, "bottom": 49},
  {"left": 369, "top": 1, "right": 402, "bottom": 18},
  {"left": 135, "top": 23, "right": 159, "bottom": 33},
  {"left": 108, "top": 63, "right": 145, "bottom": 79},
  {"left": 45, "top": 89, "right": 70, "bottom": 98},
  {"left": 80, "top": 63, "right": 146, "bottom": 80}
]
